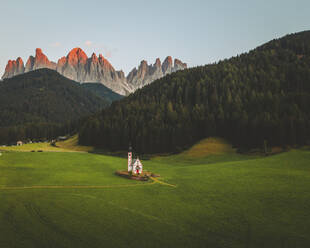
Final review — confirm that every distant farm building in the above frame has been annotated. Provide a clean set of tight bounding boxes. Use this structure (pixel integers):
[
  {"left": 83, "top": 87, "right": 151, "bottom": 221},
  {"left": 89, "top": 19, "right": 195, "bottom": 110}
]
[
  {"left": 57, "top": 136, "right": 68, "bottom": 141},
  {"left": 16, "top": 141, "right": 23, "bottom": 146}
]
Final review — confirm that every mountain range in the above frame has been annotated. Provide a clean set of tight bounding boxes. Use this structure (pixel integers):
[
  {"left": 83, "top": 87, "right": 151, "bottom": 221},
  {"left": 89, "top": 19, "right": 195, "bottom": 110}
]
[{"left": 2, "top": 48, "right": 187, "bottom": 95}]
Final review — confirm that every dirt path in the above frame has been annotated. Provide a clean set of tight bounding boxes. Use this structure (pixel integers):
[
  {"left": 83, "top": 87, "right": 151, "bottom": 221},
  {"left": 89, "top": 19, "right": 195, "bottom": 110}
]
[
  {"left": 150, "top": 177, "right": 177, "bottom": 188},
  {"left": 0, "top": 177, "right": 176, "bottom": 190},
  {"left": 0, "top": 183, "right": 154, "bottom": 190}
]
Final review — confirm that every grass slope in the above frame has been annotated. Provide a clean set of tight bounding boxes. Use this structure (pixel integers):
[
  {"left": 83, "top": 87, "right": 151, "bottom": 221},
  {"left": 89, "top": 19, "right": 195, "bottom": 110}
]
[
  {"left": 153, "top": 137, "right": 257, "bottom": 165},
  {"left": 0, "top": 135, "right": 93, "bottom": 152},
  {"left": 54, "top": 135, "right": 93, "bottom": 152},
  {"left": 182, "top": 137, "right": 235, "bottom": 157},
  {"left": 0, "top": 146, "right": 309, "bottom": 248}
]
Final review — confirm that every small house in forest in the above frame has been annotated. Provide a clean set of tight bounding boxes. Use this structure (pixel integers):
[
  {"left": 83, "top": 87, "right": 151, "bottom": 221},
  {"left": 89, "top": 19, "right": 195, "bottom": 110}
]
[
  {"left": 128, "top": 145, "right": 143, "bottom": 174},
  {"left": 57, "top": 136, "right": 68, "bottom": 141},
  {"left": 16, "top": 141, "right": 23, "bottom": 146}
]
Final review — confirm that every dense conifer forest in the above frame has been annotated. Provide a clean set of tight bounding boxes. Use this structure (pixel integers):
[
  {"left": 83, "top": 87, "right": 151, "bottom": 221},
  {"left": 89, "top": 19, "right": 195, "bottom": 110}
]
[
  {"left": 0, "top": 69, "right": 107, "bottom": 144},
  {"left": 82, "top": 83, "right": 123, "bottom": 104},
  {"left": 79, "top": 31, "right": 310, "bottom": 153}
]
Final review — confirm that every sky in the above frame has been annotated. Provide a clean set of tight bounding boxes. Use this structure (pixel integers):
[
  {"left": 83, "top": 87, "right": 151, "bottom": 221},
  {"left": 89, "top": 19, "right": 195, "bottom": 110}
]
[{"left": 0, "top": 0, "right": 309, "bottom": 77}]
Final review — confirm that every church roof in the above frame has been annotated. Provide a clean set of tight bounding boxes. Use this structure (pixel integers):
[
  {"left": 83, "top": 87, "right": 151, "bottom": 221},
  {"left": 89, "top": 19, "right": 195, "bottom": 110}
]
[{"left": 133, "top": 158, "right": 142, "bottom": 165}]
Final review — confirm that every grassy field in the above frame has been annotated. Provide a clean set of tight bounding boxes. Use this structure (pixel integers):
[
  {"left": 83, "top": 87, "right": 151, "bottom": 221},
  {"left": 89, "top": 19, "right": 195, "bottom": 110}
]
[
  {"left": 0, "top": 135, "right": 93, "bottom": 152},
  {"left": 0, "top": 140, "right": 310, "bottom": 248}
]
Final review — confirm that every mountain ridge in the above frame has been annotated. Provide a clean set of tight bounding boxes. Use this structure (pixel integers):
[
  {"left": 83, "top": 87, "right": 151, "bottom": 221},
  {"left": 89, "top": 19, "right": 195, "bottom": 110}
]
[
  {"left": 2, "top": 48, "right": 187, "bottom": 95},
  {"left": 126, "top": 56, "right": 187, "bottom": 90}
]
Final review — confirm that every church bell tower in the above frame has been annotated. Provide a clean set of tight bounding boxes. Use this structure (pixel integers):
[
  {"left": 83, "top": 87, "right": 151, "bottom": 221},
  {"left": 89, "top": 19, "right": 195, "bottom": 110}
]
[{"left": 128, "top": 145, "right": 132, "bottom": 172}]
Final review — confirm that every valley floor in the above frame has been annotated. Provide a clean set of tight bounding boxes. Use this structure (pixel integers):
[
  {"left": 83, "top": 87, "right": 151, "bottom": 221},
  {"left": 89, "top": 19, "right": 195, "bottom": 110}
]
[{"left": 0, "top": 146, "right": 309, "bottom": 248}]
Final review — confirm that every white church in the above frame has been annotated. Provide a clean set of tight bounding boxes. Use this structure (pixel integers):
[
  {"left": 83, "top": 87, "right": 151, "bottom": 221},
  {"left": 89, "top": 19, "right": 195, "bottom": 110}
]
[{"left": 128, "top": 145, "right": 143, "bottom": 175}]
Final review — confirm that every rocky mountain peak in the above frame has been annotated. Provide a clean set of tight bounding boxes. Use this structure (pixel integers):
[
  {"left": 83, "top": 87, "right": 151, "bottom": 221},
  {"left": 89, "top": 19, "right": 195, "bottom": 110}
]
[
  {"left": 55, "top": 48, "right": 131, "bottom": 95},
  {"left": 16, "top": 57, "right": 24, "bottom": 72},
  {"left": 141, "top": 60, "right": 148, "bottom": 65},
  {"left": 98, "top": 54, "right": 113, "bottom": 70},
  {"left": 155, "top": 58, "right": 161, "bottom": 67},
  {"left": 67, "top": 47, "right": 88, "bottom": 66},
  {"left": 16, "top": 57, "right": 24, "bottom": 65},
  {"left": 98, "top": 54, "right": 107, "bottom": 64},
  {"left": 174, "top": 59, "right": 187, "bottom": 72},
  {"left": 174, "top": 58, "right": 184, "bottom": 66},
  {"left": 35, "top": 48, "right": 43, "bottom": 56},
  {"left": 126, "top": 56, "right": 187, "bottom": 90},
  {"left": 117, "top": 70, "right": 125, "bottom": 79},
  {"left": 2, "top": 60, "right": 15, "bottom": 79},
  {"left": 6, "top": 60, "right": 14, "bottom": 70},
  {"left": 34, "top": 48, "right": 53, "bottom": 68},
  {"left": 140, "top": 60, "right": 148, "bottom": 70},
  {"left": 91, "top": 53, "right": 98, "bottom": 63},
  {"left": 57, "top": 56, "right": 66, "bottom": 67},
  {"left": 1, "top": 57, "right": 25, "bottom": 79},
  {"left": 25, "top": 56, "right": 35, "bottom": 72},
  {"left": 163, "top": 56, "right": 172, "bottom": 65},
  {"left": 162, "top": 56, "right": 173, "bottom": 74}
]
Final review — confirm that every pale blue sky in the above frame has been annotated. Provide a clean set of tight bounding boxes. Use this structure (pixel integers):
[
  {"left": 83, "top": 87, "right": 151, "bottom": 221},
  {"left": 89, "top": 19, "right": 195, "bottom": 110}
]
[{"left": 0, "top": 0, "right": 309, "bottom": 76}]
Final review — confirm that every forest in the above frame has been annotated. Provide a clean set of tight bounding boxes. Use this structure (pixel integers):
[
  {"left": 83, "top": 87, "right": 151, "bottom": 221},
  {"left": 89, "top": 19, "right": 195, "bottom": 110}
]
[
  {"left": 79, "top": 31, "right": 310, "bottom": 153},
  {"left": 82, "top": 83, "right": 123, "bottom": 104},
  {"left": 0, "top": 69, "right": 107, "bottom": 144}
]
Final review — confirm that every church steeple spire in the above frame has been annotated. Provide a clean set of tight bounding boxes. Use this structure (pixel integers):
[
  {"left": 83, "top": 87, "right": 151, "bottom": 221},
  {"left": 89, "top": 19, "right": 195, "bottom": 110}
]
[{"left": 128, "top": 144, "right": 133, "bottom": 172}]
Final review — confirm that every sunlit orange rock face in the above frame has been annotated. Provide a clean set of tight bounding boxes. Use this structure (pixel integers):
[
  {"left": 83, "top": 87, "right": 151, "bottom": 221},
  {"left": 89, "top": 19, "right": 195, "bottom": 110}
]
[
  {"left": 4, "top": 48, "right": 56, "bottom": 77},
  {"left": 55, "top": 47, "right": 131, "bottom": 94},
  {"left": 24, "top": 49, "right": 56, "bottom": 73},
  {"left": 98, "top": 53, "right": 114, "bottom": 71},
  {"left": 33, "top": 48, "right": 57, "bottom": 70},
  {"left": 2, "top": 48, "right": 187, "bottom": 95},
  {"left": 16, "top": 57, "right": 24, "bottom": 71},
  {"left": 56, "top": 57, "right": 66, "bottom": 69},
  {"left": 2, "top": 57, "right": 25, "bottom": 78},
  {"left": 66, "top": 48, "right": 88, "bottom": 66}
]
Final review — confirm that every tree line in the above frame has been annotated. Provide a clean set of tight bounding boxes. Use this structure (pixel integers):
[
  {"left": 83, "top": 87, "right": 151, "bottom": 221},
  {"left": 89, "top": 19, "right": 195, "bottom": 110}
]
[
  {"left": 79, "top": 31, "right": 310, "bottom": 153},
  {"left": 0, "top": 69, "right": 107, "bottom": 145}
]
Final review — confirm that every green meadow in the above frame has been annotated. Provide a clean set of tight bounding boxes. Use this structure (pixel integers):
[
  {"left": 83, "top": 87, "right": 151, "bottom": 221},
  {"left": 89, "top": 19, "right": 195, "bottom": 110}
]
[{"left": 0, "top": 143, "right": 310, "bottom": 248}]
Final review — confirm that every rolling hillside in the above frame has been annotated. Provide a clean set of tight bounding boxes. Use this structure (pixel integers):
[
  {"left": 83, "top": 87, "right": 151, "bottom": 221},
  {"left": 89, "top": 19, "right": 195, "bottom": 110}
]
[
  {"left": 0, "top": 69, "right": 108, "bottom": 126},
  {"left": 0, "top": 69, "right": 108, "bottom": 144},
  {"left": 79, "top": 31, "right": 310, "bottom": 153},
  {"left": 0, "top": 148, "right": 309, "bottom": 248}
]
